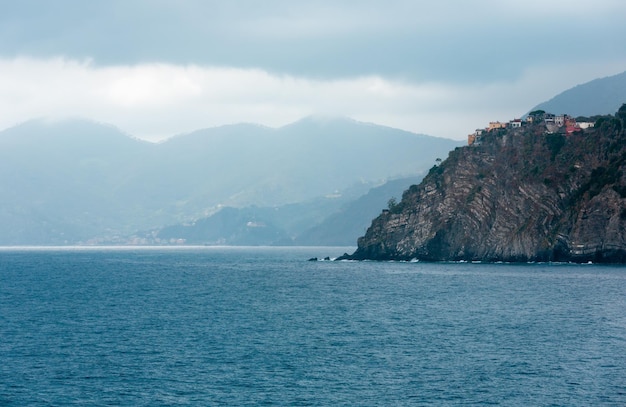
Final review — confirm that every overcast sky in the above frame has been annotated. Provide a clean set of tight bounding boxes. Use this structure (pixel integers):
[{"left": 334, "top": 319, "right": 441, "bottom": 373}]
[{"left": 1, "top": 0, "right": 625, "bottom": 141}]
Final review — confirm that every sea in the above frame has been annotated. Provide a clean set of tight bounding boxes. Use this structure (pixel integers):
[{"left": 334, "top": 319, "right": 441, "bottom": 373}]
[{"left": 1, "top": 246, "right": 625, "bottom": 406}]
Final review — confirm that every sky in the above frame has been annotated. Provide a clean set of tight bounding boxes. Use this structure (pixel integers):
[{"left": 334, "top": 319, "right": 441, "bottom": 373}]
[{"left": 1, "top": 0, "right": 625, "bottom": 141}]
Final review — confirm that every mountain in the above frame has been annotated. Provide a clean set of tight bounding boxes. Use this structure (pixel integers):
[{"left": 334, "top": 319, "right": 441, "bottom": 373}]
[
  {"left": 153, "top": 175, "right": 423, "bottom": 246},
  {"left": 0, "top": 117, "right": 461, "bottom": 245},
  {"left": 344, "top": 106, "right": 626, "bottom": 263},
  {"left": 0, "top": 119, "right": 153, "bottom": 244},
  {"left": 156, "top": 206, "right": 291, "bottom": 246},
  {"left": 529, "top": 70, "right": 626, "bottom": 117},
  {"left": 294, "top": 176, "right": 424, "bottom": 246},
  {"left": 146, "top": 116, "right": 456, "bottom": 209}
]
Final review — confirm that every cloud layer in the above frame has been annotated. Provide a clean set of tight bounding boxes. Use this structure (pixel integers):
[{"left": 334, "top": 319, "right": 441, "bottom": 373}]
[{"left": 1, "top": 1, "right": 625, "bottom": 140}]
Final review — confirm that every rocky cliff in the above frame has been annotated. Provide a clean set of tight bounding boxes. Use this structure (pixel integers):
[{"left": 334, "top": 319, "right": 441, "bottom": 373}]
[{"left": 346, "top": 108, "right": 626, "bottom": 263}]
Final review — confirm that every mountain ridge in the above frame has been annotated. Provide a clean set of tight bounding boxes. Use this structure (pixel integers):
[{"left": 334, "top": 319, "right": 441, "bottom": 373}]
[
  {"left": 0, "top": 116, "right": 460, "bottom": 244},
  {"left": 529, "top": 70, "right": 626, "bottom": 117}
]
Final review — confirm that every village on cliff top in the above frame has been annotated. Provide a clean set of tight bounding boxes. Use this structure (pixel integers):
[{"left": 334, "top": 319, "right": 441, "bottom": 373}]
[{"left": 468, "top": 111, "right": 595, "bottom": 145}]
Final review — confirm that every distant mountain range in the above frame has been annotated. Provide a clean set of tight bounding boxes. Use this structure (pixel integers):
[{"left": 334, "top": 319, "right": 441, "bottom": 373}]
[
  {"left": 146, "top": 69, "right": 626, "bottom": 247},
  {"left": 155, "top": 175, "right": 423, "bottom": 246},
  {"left": 3, "top": 70, "right": 624, "bottom": 246},
  {"left": 0, "top": 117, "right": 460, "bottom": 245},
  {"left": 530, "top": 70, "right": 626, "bottom": 117}
]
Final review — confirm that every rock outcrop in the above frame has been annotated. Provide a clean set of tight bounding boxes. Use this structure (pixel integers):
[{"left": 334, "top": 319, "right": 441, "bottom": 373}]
[{"left": 346, "top": 109, "right": 626, "bottom": 263}]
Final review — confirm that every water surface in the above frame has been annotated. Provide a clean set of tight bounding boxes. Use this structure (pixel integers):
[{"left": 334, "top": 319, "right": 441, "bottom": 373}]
[{"left": 1, "top": 247, "right": 625, "bottom": 405}]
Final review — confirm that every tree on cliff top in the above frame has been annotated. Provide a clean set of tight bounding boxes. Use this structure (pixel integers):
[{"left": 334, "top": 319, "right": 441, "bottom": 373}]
[{"left": 617, "top": 103, "right": 626, "bottom": 124}]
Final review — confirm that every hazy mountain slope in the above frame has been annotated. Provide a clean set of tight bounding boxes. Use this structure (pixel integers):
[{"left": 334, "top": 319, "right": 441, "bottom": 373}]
[
  {"left": 149, "top": 116, "right": 460, "bottom": 210},
  {"left": 529, "top": 70, "right": 626, "bottom": 116},
  {"left": 155, "top": 201, "right": 338, "bottom": 246},
  {"left": 0, "top": 117, "right": 460, "bottom": 244},
  {"left": 0, "top": 119, "right": 153, "bottom": 244},
  {"left": 117, "top": 123, "right": 276, "bottom": 222},
  {"left": 152, "top": 177, "right": 418, "bottom": 246},
  {"left": 156, "top": 207, "right": 291, "bottom": 246},
  {"left": 294, "top": 176, "right": 424, "bottom": 246}
]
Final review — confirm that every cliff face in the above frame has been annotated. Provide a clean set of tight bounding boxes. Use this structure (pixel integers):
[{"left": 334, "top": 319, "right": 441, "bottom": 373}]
[{"left": 349, "top": 116, "right": 626, "bottom": 263}]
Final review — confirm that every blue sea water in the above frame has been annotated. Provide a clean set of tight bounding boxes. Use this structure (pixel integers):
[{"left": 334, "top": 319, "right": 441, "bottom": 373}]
[{"left": 1, "top": 247, "right": 625, "bottom": 406}]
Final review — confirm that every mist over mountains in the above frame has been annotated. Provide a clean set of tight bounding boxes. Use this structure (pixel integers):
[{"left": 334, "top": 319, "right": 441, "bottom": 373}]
[
  {"left": 155, "top": 175, "right": 424, "bottom": 246},
  {"left": 0, "top": 116, "right": 460, "bottom": 245},
  {"left": 2, "top": 69, "right": 624, "bottom": 246}
]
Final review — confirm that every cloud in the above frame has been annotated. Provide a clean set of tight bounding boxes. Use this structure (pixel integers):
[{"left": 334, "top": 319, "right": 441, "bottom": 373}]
[
  {"left": 1, "top": 56, "right": 624, "bottom": 141},
  {"left": 2, "top": 0, "right": 625, "bottom": 84}
]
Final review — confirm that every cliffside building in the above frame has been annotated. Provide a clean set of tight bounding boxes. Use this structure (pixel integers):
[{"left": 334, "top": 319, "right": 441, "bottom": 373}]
[
  {"left": 471, "top": 111, "right": 592, "bottom": 145},
  {"left": 488, "top": 121, "right": 506, "bottom": 131},
  {"left": 468, "top": 129, "right": 484, "bottom": 145}
]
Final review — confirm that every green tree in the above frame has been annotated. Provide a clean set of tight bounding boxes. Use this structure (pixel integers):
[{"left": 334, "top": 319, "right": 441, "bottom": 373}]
[
  {"left": 617, "top": 103, "right": 626, "bottom": 125},
  {"left": 528, "top": 110, "right": 546, "bottom": 121}
]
